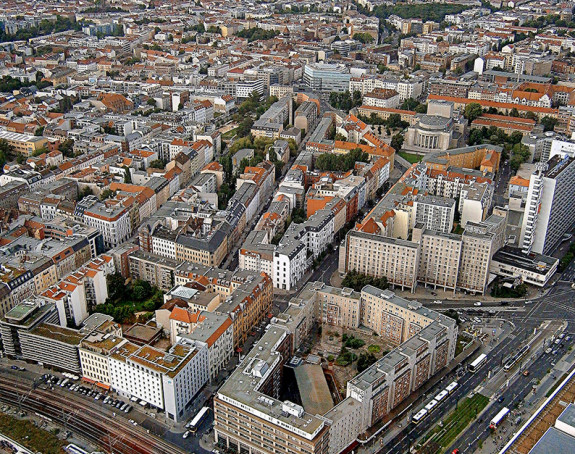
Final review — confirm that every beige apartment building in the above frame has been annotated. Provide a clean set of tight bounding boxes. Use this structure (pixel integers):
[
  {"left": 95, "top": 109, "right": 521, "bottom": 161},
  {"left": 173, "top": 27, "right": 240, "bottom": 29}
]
[
  {"left": 457, "top": 230, "right": 495, "bottom": 294},
  {"left": 315, "top": 285, "right": 361, "bottom": 329},
  {"left": 0, "top": 131, "right": 48, "bottom": 157},
  {"left": 415, "top": 229, "right": 462, "bottom": 293},
  {"left": 342, "top": 231, "right": 420, "bottom": 292},
  {"left": 341, "top": 216, "right": 505, "bottom": 295}
]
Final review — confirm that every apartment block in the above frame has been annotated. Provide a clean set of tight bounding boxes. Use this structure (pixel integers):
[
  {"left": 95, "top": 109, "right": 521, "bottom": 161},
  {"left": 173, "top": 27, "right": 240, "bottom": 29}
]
[
  {"left": 214, "top": 282, "right": 457, "bottom": 454},
  {"left": 341, "top": 231, "right": 420, "bottom": 292}
]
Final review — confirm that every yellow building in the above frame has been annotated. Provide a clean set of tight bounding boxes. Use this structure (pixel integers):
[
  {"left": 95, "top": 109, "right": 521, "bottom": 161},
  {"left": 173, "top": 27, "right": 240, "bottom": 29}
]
[{"left": 0, "top": 131, "right": 48, "bottom": 157}]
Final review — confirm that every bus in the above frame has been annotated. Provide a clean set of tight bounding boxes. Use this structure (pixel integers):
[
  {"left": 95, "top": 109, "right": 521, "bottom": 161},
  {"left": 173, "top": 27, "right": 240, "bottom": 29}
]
[
  {"left": 434, "top": 390, "right": 448, "bottom": 402},
  {"left": 446, "top": 381, "right": 459, "bottom": 394},
  {"left": 412, "top": 409, "right": 428, "bottom": 424},
  {"left": 489, "top": 407, "right": 510, "bottom": 429},
  {"left": 468, "top": 354, "right": 487, "bottom": 373},
  {"left": 188, "top": 406, "right": 209, "bottom": 433},
  {"left": 504, "top": 345, "right": 530, "bottom": 372}
]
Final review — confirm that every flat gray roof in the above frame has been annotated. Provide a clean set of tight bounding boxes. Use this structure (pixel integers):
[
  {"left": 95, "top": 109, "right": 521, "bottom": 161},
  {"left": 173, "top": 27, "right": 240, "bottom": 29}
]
[{"left": 528, "top": 427, "right": 575, "bottom": 454}]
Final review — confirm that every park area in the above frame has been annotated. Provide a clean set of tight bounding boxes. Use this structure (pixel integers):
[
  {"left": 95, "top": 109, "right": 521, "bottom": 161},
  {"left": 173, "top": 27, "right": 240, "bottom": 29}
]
[
  {"left": 93, "top": 273, "right": 165, "bottom": 324},
  {"left": 311, "top": 325, "right": 394, "bottom": 396},
  {"left": 399, "top": 151, "right": 423, "bottom": 164}
]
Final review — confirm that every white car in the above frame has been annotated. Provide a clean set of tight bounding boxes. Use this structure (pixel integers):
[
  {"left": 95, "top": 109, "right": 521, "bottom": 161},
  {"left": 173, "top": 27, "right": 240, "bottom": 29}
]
[
  {"left": 183, "top": 431, "right": 190, "bottom": 439},
  {"left": 474, "top": 302, "right": 482, "bottom": 307}
]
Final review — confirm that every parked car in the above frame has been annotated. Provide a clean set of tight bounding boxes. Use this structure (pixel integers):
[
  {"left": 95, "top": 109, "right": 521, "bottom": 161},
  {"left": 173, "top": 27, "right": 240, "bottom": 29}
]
[{"left": 474, "top": 302, "right": 482, "bottom": 307}]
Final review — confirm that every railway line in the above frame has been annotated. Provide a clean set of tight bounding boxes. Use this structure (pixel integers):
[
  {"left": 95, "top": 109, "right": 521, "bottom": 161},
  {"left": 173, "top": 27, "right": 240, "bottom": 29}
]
[{"left": 0, "top": 376, "right": 186, "bottom": 454}]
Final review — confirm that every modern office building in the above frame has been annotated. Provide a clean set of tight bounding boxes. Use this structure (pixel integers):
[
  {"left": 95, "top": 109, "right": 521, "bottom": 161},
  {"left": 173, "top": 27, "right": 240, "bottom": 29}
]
[
  {"left": 303, "top": 63, "right": 351, "bottom": 93},
  {"left": 110, "top": 339, "right": 209, "bottom": 422}
]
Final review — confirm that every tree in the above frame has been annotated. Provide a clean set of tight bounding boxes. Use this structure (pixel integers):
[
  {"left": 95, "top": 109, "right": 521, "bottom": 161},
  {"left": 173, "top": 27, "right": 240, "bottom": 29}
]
[
  {"left": 357, "top": 352, "right": 378, "bottom": 372},
  {"left": 100, "top": 188, "right": 116, "bottom": 200},
  {"left": 415, "top": 103, "right": 427, "bottom": 114},
  {"left": 78, "top": 186, "right": 93, "bottom": 201},
  {"left": 353, "top": 32, "right": 374, "bottom": 44},
  {"left": 387, "top": 113, "right": 408, "bottom": 129},
  {"left": 509, "top": 108, "right": 520, "bottom": 117},
  {"left": 464, "top": 103, "right": 483, "bottom": 123},
  {"left": 509, "top": 143, "right": 531, "bottom": 171},
  {"left": 391, "top": 133, "right": 404, "bottom": 151},
  {"left": 541, "top": 116, "right": 558, "bottom": 132},
  {"left": 149, "top": 159, "right": 166, "bottom": 169},
  {"left": 58, "top": 139, "right": 74, "bottom": 158},
  {"left": 315, "top": 148, "right": 370, "bottom": 172},
  {"left": 146, "top": 98, "right": 156, "bottom": 107},
  {"left": 0, "top": 139, "right": 13, "bottom": 167},
  {"left": 107, "top": 273, "right": 126, "bottom": 301},
  {"left": 124, "top": 166, "right": 132, "bottom": 184},
  {"left": 401, "top": 98, "right": 419, "bottom": 111},
  {"left": 341, "top": 270, "right": 389, "bottom": 292},
  {"left": 34, "top": 126, "right": 45, "bottom": 136}
]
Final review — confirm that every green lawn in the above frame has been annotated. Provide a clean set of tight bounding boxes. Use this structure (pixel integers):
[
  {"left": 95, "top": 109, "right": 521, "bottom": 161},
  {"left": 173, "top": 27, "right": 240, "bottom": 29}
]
[
  {"left": 222, "top": 127, "right": 238, "bottom": 140},
  {"left": 425, "top": 393, "right": 489, "bottom": 452},
  {"left": 0, "top": 413, "right": 66, "bottom": 454},
  {"left": 399, "top": 151, "right": 423, "bottom": 164}
]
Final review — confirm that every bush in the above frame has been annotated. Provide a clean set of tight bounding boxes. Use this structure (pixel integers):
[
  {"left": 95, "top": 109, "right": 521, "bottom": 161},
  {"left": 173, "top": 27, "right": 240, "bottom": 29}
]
[
  {"left": 342, "top": 270, "right": 389, "bottom": 292},
  {"left": 335, "top": 347, "right": 357, "bottom": 366},
  {"left": 368, "top": 345, "right": 381, "bottom": 354},
  {"left": 342, "top": 334, "right": 366, "bottom": 349},
  {"left": 357, "top": 352, "right": 377, "bottom": 372}
]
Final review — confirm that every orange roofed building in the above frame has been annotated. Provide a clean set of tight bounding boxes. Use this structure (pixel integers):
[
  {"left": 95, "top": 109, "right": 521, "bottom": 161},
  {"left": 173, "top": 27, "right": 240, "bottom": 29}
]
[{"left": 168, "top": 307, "right": 233, "bottom": 380}]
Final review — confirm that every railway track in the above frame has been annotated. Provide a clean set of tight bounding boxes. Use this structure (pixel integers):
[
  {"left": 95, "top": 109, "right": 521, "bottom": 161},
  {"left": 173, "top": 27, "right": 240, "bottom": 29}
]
[{"left": 0, "top": 376, "right": 186, "bottom": 454}]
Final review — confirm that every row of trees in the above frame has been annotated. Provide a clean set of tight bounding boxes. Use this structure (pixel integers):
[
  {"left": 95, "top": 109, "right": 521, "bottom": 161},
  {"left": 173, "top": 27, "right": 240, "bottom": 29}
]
[
  {"left": 357, "top": 112, "right": 409, "bottom": 130},
  {"left": 368, "top": 3, "right": 472, "bottom": 25},
  {"left": 0, "top": 74, "right": 51, "bottom": 92},
  {"left": 315, "top": 148, "right": 370, "bottom": 172},
  {"left": 328, "top": 90, "right": 363, "bottom": 112},
  {"left": 235, "top": 28, "right": 279, "bottom": 42},
  {"left": 341, "top": 270, "right": 390, "bottom": 292},
  {"left": 0, "top": 16, "right": 81, "bottom": 42}
]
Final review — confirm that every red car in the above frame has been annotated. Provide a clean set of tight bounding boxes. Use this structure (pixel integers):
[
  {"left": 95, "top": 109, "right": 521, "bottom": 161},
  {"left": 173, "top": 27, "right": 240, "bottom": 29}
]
[{"left": 452, "top": 450, "right": 459, "bottom": 454}]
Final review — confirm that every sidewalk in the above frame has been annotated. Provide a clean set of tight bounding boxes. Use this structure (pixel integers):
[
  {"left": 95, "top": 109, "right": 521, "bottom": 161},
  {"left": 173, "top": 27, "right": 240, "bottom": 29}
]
[{"left": 391, "top": 282, "right": 543, "bottom": 303}]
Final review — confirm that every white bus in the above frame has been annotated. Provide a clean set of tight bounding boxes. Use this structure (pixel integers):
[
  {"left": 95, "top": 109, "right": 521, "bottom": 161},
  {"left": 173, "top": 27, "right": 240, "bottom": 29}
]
[
  {"left": 434, "top": 390, "right": 448, "bottom": 402},
  {"left": 188, "top": 406, "right": 209, "bottom": 433},
  {"left": 490, "top": 407, "right": 510, "bottom": 429},
  {"left": 468, "top": 353, "right": 487, "bottom": 373},
  {"left": 412, "top": 409, "right": 428, "bottom": 424},
  {"left": 446, "top": 381, "right": 459, "bottom": 394}
]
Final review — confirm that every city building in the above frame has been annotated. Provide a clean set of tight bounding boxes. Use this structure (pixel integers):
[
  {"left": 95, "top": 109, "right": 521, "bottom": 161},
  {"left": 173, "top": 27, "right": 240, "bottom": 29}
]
[
  {"left": 303, "top": 63, "right": 351, "bottom": 93},
  {"left": 520, "top": 156, "right": 575, "bottom": 255},
  {"left": 214, "top": 282, "right": 457, "bottom": 454}
]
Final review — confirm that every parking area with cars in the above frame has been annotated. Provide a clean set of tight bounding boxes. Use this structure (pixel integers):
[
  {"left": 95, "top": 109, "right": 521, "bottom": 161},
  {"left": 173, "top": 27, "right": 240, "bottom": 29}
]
[{"left": 42, "top": 374, "right": 134, "bottom": 415}]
